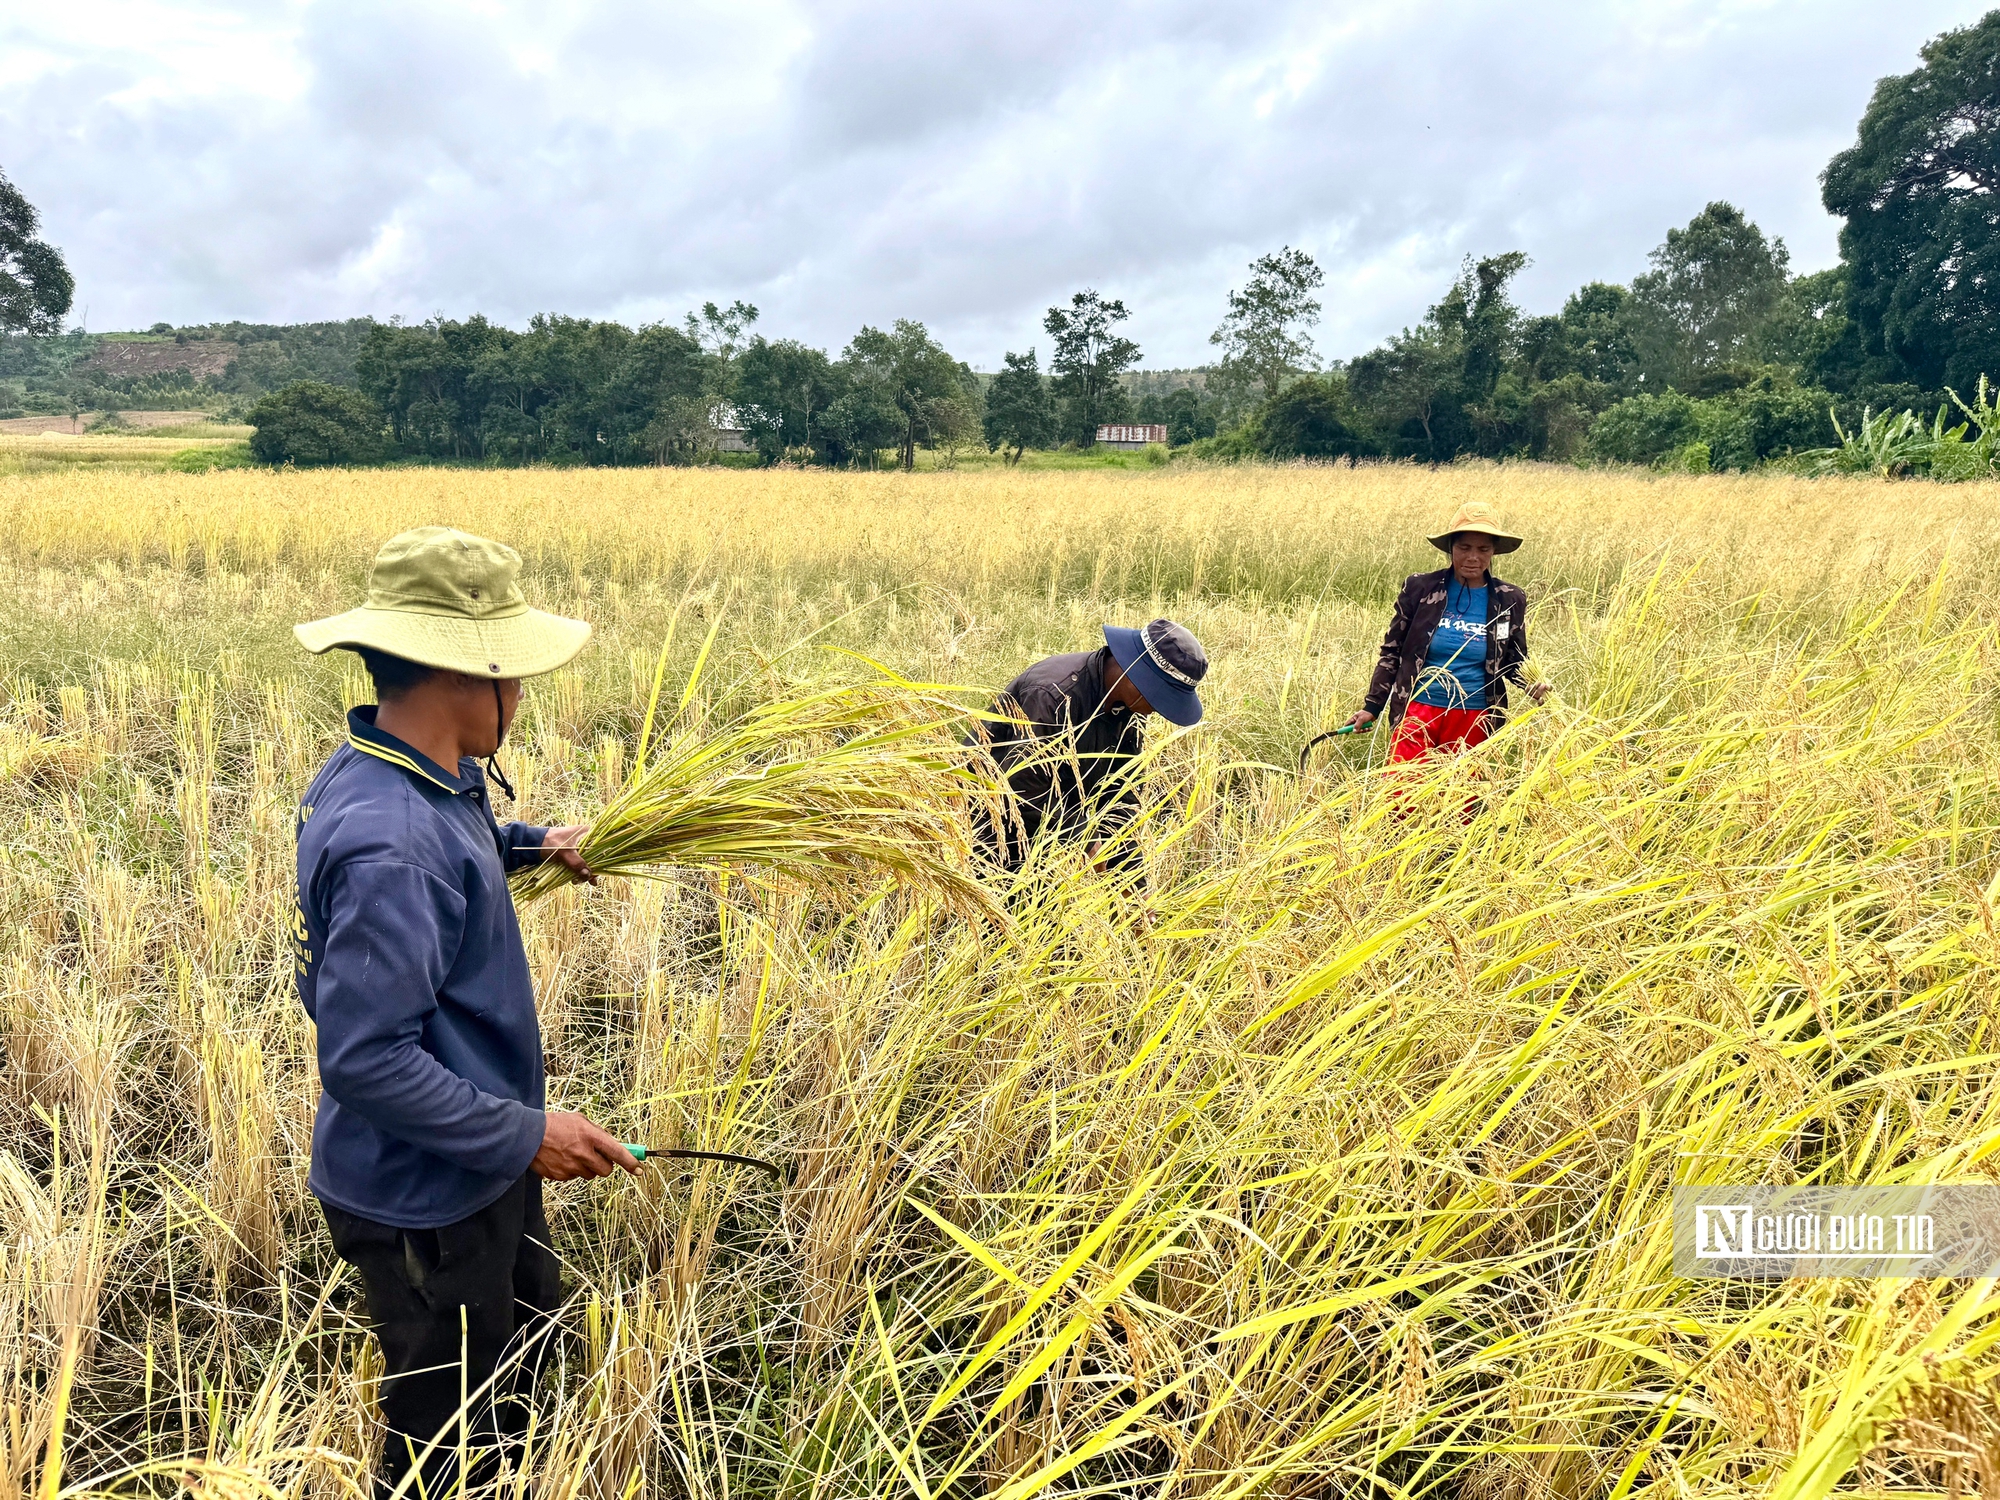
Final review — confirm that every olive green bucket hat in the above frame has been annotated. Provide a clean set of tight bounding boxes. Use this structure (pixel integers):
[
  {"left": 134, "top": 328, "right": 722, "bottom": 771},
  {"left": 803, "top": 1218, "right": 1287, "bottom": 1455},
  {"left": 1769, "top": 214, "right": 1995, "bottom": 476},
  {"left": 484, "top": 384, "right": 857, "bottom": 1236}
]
[
  {"left": 1427, "top": 500, "right": 1523, "bottom": 554},
  {"left": 295, "top": 526, "right": 591, "bottom": 678}
]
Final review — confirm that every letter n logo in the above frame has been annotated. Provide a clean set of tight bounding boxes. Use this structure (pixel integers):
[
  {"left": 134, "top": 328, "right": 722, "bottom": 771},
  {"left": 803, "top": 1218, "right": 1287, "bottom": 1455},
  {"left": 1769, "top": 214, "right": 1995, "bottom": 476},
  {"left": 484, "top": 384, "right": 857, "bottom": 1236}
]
[{"left": 1694, "top": 1204, "right": 1753, "bottom": 1257}]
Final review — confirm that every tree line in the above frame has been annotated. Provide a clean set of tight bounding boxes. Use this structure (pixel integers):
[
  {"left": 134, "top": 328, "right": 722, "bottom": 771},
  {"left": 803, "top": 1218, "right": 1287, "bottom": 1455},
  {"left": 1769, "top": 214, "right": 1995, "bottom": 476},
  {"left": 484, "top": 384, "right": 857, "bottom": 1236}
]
[
  {"left": 1124, "top": 11, "right": 2000, "bottom": 474},
  {"left": 0, "top": 318, "right": 375, "bottom": 421},
  {"left": 2, "top": 8, "right": 1994, "bottom": 473},
  {"left": 335, "top": 302, "right": 942, "bottom": 468}
]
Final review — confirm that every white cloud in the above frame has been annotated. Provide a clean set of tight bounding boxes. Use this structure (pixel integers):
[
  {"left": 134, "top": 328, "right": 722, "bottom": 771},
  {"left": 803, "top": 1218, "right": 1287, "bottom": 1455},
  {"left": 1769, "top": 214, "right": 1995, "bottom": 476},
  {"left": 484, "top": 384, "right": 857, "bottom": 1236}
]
[{"left": 0, "top": 0, "right": 1984, "bottom": 364}]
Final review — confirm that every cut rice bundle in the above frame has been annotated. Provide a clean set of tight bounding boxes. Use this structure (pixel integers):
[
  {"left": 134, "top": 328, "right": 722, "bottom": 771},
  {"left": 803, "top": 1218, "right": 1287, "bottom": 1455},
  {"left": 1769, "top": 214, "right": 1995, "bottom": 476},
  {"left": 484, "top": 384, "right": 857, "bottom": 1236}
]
[{"left": 513, "top": 663, "right": 1000, "bottom": 917}]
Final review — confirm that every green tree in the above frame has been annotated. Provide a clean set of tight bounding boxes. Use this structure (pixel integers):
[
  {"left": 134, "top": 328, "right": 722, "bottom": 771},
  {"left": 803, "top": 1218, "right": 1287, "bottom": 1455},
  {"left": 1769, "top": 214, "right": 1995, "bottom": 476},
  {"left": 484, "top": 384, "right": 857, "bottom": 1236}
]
[
  {"left": 1588, "top": 391, "right": 1702, "bottom": 465},
  {"left": 355, "top": 316, "right": 512, "bottom": 457},
  {"left": 1520, "top": 283, "right": 1642, "bottom": 390},
  {"left": 1044, "top": 290, "right": 1140, "bottom": 445},
  {"left": 1507, "top": 284, "right": 1643, "bottom": 457},
  {"left": 982, "top": 348, "right": 1055, "bottom": 463},
  {"left": 0, "top": 169, "right": 72, "bottom": 336},
  {"left": 735, "top": 337, "right": 839, "bottom": 462},
  {"left": 1696, "top": 372, "right": 1835, "bottom": 469},
  {"left": 1134, "top": 386, "right": 1217, "bottom": 446},
  {"left": 1209, "top": 246, "right": 1324, "bottom": 406},
  {"left": 1347, "top": 323, "right": 1458, "bottom": 458},
  {"left": 606, "top": 323, "right": 714, "bottom": 463},
  {"left": 1822, "top": 12, "right": 2000, "bottom": 392},
  {"left": 930, "top": 390, "right": 983, "bottom": 468},
  {"left": 1454, "top": 251, "right": 1529, "bottom": 416},
  {"left": 639, "top": 396, "right": 719, "bottom": 466},
  {"left": 1520, "top": 373, "right": 1610, "bottom": 459},
  {"left": 353, "top": 314, "right": 728, "bottom": 466},
  {"left": 842, "top": 320, "right": 977, "bottom": 471},
  {"left": 683, "top": 299, "right": 760, "bottom": 362},
  {"left": 248, "top": 381, "right": 386, "bottom": 466},
  {"left": 1587, "top": 374, "right": 1834, "bottom": 471},
  {"left": 1761, "top": 266, "right": 1851, "bottom": 380},
  {"left": 817, "top": 380, "right": 901, "bottom": 469},
  {"left": 684, "top": 298, "right": 760, "bottom": 416},
  {"left": 1347, "top": 254, "right": 1526, "bottom": 459},
  {"left": 1628, "top": 203, "right": 1789, "bottom": 387},
  {"left": 1250, "top": 374, "right": 1371, "bottom": 459},
  {"left": 470, "top": 334, "right": 547, "bottom": 461},
  {"left": 515, "top": 315, "right": 631, "bottom": 461}
]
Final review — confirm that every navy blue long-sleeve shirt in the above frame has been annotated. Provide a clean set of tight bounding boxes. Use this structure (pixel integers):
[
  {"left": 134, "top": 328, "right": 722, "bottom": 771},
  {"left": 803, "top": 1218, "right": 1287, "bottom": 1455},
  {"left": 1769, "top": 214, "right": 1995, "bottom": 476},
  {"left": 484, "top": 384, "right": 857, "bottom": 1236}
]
[{"left": 293, "top": 707, "right": 551, "bottom": 1228}]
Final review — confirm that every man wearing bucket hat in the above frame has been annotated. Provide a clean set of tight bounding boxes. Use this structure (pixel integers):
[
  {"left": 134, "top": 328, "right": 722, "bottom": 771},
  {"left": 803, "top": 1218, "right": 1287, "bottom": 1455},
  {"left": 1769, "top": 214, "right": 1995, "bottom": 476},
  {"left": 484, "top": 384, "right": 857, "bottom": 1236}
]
[
  {"left": 1343, "top": 501, "right": 1549, "bottom": 763},
  {"left": 973, "top": 619, "right": 1207, "bottom": 875},
  {"left": 292, "top": 526, "right": 638, "bottom": 1495}
]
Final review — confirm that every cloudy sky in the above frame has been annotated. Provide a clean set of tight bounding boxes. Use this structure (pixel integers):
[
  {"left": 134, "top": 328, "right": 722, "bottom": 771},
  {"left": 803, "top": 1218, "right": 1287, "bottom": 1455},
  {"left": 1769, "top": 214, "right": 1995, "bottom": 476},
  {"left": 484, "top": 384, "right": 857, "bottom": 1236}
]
[{"left": 0, "top": 0, "right": 1983, "bottom": 367}]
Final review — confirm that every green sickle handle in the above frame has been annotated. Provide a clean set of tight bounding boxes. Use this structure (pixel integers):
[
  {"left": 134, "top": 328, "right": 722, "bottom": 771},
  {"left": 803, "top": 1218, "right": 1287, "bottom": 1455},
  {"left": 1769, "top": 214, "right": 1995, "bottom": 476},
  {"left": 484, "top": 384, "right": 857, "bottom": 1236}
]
[
  {"left": 622, "top": 1145, "right": 783, "bottom": 1180},
  {"left": 1297, "top": 719, "right": 1376, "bottom": 772}
]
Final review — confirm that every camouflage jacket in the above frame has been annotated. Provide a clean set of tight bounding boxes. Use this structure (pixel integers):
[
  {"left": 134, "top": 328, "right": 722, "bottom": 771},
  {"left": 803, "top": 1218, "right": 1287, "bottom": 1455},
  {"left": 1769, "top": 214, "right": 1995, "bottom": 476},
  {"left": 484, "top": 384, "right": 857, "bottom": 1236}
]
[{"left": 1363, "top": 568, "right": 1530, "bottom": 725}]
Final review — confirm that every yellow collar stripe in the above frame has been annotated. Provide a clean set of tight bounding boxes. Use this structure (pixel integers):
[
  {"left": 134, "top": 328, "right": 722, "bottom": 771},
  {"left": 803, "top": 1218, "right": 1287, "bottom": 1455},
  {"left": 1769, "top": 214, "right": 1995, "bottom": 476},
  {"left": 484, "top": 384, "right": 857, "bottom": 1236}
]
[{"left": 348, "top": 735, "right": 462, "bottom": 792}]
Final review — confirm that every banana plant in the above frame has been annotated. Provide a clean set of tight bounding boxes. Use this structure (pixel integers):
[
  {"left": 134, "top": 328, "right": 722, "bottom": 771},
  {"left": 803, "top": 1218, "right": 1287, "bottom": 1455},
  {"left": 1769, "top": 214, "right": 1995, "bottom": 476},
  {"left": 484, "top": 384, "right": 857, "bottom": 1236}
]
[{"left": 1800, "top": 377, "right": 2000, "bottom": 480}]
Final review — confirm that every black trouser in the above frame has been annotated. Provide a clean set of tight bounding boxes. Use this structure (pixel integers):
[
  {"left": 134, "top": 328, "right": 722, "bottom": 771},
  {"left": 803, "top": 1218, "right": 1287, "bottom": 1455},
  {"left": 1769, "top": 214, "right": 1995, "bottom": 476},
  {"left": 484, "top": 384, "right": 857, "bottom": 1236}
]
[{"left": 322, "top": 1175, "right": 561, "bottom": 1497}]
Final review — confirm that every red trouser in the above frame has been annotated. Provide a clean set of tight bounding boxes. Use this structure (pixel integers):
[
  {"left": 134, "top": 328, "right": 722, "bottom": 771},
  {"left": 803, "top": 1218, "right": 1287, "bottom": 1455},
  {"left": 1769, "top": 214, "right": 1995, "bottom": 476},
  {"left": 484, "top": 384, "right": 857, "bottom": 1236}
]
[{"left": 1388, "top": 701, "right": 1489, "bottom": 764}]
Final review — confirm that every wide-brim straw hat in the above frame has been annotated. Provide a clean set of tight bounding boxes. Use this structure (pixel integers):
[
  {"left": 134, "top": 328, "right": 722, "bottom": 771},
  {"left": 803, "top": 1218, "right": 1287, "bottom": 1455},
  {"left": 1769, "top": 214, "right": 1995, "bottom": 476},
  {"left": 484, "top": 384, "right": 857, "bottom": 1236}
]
[
  {"left": 295, "top": 526, "right": 591, "bottom": 678},
  {"left": 1427, "top": 500, "right": 1523, "bottom": 554}
]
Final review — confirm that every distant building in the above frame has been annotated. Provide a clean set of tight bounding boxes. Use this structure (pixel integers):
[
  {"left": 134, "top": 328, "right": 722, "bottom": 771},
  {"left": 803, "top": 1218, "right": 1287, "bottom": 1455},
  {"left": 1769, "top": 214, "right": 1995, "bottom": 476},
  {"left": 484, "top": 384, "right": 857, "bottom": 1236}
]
[
  {"left": 1096, "top": 423, "right": 1169, "bottom": 450},
  {"left": 710, "top": 404, "right": 753, "bottom": 453}
]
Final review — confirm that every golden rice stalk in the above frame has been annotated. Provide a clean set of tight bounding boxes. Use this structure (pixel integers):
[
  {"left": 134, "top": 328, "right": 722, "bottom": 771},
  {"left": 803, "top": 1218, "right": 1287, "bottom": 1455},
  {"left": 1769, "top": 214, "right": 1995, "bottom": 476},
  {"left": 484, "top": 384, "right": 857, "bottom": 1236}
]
[{"left": 513, "top": 671, "right": 999, "bottom": 918}]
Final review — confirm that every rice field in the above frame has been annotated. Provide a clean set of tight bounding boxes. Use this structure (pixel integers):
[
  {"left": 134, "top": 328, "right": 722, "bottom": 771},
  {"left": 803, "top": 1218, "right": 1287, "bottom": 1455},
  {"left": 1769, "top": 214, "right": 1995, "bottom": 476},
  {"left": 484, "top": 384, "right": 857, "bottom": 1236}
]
[
  {"left": 0, "top": 424, "right": 251, "bottom": 477},
  {"left": 0, "top": 459, "right": 1996, "bottom": 1500}
]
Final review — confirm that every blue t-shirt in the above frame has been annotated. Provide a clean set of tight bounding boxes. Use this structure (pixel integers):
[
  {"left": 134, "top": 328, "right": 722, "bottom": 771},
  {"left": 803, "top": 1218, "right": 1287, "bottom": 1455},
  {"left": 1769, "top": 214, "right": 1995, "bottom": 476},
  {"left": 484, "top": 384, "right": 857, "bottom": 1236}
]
[{"left": 1413, "top": 582, "right": 1488, "bottom": 709}]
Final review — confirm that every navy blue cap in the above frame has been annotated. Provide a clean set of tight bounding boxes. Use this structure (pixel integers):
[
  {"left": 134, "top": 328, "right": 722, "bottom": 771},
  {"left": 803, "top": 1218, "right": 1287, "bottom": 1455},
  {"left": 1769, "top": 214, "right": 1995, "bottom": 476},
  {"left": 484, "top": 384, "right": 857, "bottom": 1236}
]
[{"left": 1103, "top": 619, "right": 1207, "bottom": 726}]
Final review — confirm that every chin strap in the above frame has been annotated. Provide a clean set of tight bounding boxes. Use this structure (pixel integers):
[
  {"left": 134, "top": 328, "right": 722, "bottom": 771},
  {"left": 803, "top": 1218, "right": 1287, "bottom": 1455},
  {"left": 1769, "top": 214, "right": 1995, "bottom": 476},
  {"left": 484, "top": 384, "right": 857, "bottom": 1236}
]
[{"left": 485, "top": 679, "right": 518, "bottom": 801}]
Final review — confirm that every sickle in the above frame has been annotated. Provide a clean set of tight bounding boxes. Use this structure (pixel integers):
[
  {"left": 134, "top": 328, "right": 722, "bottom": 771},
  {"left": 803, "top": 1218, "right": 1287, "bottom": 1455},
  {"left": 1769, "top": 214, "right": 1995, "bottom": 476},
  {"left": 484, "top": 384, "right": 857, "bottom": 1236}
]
[
  {"left": 623, "top": 1145, "right": 783, "bottom": 1180},
  {"left": 1298, "top": 720, "right": 1371, "bottom": 772}
]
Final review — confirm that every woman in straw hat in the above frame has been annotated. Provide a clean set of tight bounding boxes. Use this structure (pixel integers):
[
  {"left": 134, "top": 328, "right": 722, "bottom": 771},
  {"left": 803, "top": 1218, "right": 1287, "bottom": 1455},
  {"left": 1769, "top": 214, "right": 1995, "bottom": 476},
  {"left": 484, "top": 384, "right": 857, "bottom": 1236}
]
[
  {"left": 1344, "top": 500, "right": 1548, "bottom": 764},
  {"left": 291, "top": 526, "right": 637, "bottom": 1496}
]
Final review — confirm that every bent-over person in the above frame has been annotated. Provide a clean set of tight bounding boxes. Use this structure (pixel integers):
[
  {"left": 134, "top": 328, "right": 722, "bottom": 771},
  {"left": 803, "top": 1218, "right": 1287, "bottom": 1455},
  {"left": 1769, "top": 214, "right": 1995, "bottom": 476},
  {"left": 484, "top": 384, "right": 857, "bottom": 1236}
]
[{"left": 974, "top": 618, "right": 1207, "bottom": 875}]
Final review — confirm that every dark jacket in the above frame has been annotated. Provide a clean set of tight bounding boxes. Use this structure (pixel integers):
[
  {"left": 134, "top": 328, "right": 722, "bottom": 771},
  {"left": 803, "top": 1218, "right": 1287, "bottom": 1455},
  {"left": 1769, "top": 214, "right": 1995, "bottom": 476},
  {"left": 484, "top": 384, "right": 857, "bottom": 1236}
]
[
  {"left": 973, "top": 646, "right": 1143, "bottom": 870},
  {"left": 1364, "top": 567, "right": 1530, "bottom": 726},
  {"left": 293, "top": 707, "right": 553, "bottom": 1229}
]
